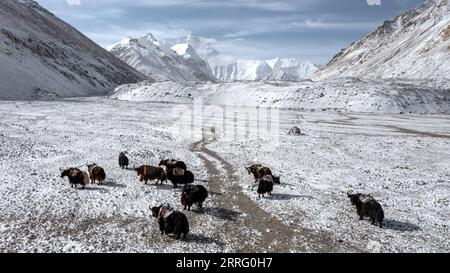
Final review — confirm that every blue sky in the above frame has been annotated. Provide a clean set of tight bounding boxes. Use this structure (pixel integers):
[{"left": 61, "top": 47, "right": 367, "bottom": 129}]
[{"left": 37, "top": 0, "right": 425, "bottom": 64}]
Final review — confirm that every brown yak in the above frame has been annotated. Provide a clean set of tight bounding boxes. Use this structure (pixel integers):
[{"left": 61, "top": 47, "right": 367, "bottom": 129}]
[
  {"left": 246, "top": 164, "right": 273, "bottom": 184},
  {"left": 86, "top": 163, "right": 106, "bottom": 185},
  {"left": 135, "top": 165, "right": 167, "bottom": 185}
]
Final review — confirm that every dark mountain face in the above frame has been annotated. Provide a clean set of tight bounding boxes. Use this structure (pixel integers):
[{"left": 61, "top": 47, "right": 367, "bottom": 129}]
[{"left": 0, "top": 0, "right": 146, "bottom": 100}]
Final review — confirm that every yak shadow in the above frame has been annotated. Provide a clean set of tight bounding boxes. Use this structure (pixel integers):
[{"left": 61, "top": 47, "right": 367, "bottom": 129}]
[
  {"left": 195, "top": 179, "right": 210, "bottom": 183},
  {"left": 383, "top": 219, "right": 421, "bottom": 232},
  {"left": 269, "top": 193, "right": 314, "bottom": 201},
  {"left": 185, "top": 234, "right": 226, "bottom": 246},
  {"left": 82, "top": 187, "right": 109, "bottom": 193},
  {"left": 208, "top": 191, "right": 223, "bottom": 197},
  {"left": 203, "top": 207, "right": 242, "bottom": 221},
  {"left": 102, "top": 181, "right": 127, "bottom": 188},
  {"left": 146, "top": 183, "right": 175, "bottom": 191}
]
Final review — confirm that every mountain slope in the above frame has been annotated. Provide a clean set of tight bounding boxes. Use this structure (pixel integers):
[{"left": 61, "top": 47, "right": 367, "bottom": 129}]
[
  {"left": 0, "top": 0, "right": 145, "bottom": 100},
  {"left": 108, "top": 34, "right": 215, "bottom": 82},
  {"left": 314, "top": 0, "right": 450, "bottom": 80}
]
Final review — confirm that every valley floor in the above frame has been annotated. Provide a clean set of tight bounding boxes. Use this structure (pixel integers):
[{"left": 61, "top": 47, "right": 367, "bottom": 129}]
[{"left": 0, "top": 98, "right": 449, "bottom": 252}]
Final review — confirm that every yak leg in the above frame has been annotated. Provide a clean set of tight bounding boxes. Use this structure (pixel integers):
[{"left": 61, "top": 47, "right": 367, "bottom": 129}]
[{"left": 159, "top": 222, "right": 165, "bottom": 235}]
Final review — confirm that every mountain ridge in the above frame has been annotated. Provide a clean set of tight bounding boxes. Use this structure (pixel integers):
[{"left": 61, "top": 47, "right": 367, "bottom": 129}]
[{"left": 313, "top": 0, "right": 450, "bottom": 81}]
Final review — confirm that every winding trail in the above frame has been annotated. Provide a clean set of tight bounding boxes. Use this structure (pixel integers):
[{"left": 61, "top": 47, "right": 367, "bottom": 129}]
[{"left": 190, "top": 136, "right": 341, "bottom": 253}]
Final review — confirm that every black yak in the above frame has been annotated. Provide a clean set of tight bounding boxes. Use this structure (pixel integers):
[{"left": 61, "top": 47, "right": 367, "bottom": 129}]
[
  {"left": 60, "top": 168, "right": 86, "bottom": 189},
  {"left": 166, "top": 168, "right": 194, "bottom": 188},
  {"left": 159, "top": 159, "right": 187, "bottom": 170},
  {"left": 118, "top": 152, "right": 129, "bottom": 169},
  {"left": 151, "top": 205, "right": 189, "bottom": 240},
  {"left": 257, "top": 175, "right": 281, "bottom": 198},
  {"left": 87, "top": 163, "right": 106, "bottom": 185},
  {"left": 135, "top": 165, "right": 167, "bottom": 185},
  {"left": 348, "top": 193, "right": 384, "bottom": 228},
  {"left": 181, "top": 185, "right": 208, "bottom": 211}
]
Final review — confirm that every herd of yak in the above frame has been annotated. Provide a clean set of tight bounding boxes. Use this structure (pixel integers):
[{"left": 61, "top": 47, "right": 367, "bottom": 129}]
[{"left": 59, "top": 151, "right": 384, "bottom": 240}]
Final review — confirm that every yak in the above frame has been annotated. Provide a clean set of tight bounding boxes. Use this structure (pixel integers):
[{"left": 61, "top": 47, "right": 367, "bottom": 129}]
[
  {"left": 166, "top": 168, "right": 195, "bottom": 188},
  {"left": 159, "top": 159, "right": 187, "bottom": 170},
  {"left": 181, "top": 185, "right": 208, "bottom": 211},
  {"left": 135, "top": 165, "right": 167, "bottom": 185},
  {"left": 257, "top": 175, "right": 281, "bottom": 198},
  {"left": 151, "top": 205, "right": 189, "bottom": 240},
  {"left": 348, "top": 193, "right": 384, "bottom": 228},
  {"left": 118, "top": 152, "right": 129, "bottom": 169},
  {"left": 246, "top": 164, "right": 273, "bottom": 184},
  {"left": 60, "top": 168, "right": 86, "bottom": 189},
  {"left": 87, "top": 163, "right": 106, "bottom": 185}
]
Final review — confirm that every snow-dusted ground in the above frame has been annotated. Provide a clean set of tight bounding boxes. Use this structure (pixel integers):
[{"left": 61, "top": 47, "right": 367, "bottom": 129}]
[
  {"left": 206, "top": 109, "right": 450, "bottom": 253},
  {"left": 0, "top": 98, "right": 449, "bottom": 253},
  {"left": 0, "top": 98, "right": 223, "bottom": 252}
]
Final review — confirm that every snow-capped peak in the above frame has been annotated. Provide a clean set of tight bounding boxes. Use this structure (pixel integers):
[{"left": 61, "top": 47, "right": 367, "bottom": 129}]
[
  {"left": 143, "top": 33, "right": 157, "bottom": 42},
  {"left": 171, "top": 43, "right": 191, "bottom": 56},
  {"left": 109, "top": 34, "right": 216, "bottom": 82}
]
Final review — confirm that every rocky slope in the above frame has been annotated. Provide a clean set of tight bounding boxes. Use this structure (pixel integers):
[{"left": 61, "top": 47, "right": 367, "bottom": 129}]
[
  {"left": 314, "top": 0, "right": 450, "bottom": 81},
  {"left": 0, "top": 0, "right": 145, "bottom": 100}
]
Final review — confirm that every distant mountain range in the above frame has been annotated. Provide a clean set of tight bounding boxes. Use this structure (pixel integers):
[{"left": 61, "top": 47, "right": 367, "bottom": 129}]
[{"left": 109, "top": 33, "right": 318, "bottom": 82}]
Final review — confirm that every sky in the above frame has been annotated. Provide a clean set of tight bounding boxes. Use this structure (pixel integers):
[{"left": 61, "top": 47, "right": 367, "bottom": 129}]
[{"left": 36, "top": 0, "right": 425, "bottom": 64}]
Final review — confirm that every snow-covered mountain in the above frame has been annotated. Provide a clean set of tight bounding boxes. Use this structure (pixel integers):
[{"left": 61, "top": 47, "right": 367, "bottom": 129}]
[
  {"left": 266, "top": 58, "right": 318, "bottom": 81},
  {"left": 108, "top": 34, "right": 215, "bottom": 82},
  {"left": 207, "top": 57, "right": 273, "bottom": 81},
  {"left": 170, "top": 34, "right": 318, "bottom": 82},
  {"left": 0, "top": 0, "right": 144, "bottom": 100},
  {"left": 314, "top": 0, "right": 450, "bottom": 80},
  {"left": 120, "top": 33, "right": 317, "bottom": 82}
]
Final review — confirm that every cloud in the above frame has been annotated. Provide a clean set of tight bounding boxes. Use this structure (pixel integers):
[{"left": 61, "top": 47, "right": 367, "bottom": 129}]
[
  {"left": 36, "top": 0, "right": 424, "bottom": 63},
  {"left": 66, "top": 0, "right": 81, "bottom": 6},
  {"left": 58, "top": 0, "right": 310, "bottom": 11}
]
